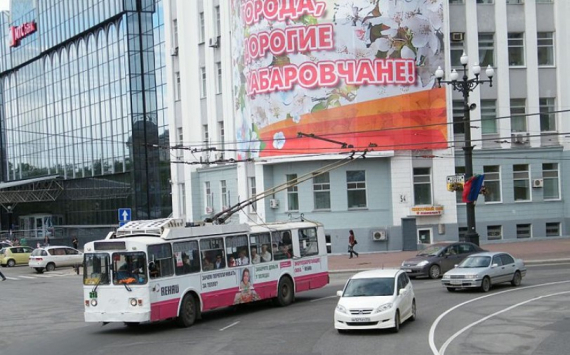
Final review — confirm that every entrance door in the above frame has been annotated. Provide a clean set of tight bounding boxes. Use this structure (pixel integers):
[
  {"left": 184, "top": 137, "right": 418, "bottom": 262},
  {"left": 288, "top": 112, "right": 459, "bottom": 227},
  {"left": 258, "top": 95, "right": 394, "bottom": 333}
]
[{"left": 418, "top": 229, "right": 432, "bottom": 245}]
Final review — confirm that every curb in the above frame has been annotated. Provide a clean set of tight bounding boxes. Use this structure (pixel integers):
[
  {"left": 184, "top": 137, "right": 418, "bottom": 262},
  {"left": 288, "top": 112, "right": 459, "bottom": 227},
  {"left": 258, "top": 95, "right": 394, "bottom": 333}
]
[{"left": 328, "top": 258, "right": 570, "bottom": 274}]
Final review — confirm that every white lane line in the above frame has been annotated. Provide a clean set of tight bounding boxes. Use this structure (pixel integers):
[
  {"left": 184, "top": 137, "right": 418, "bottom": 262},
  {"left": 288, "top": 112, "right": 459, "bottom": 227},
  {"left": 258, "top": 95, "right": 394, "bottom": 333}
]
[
  {"left": 429, "top": 280, "right": 570, "bottom": 355},
  {"left": 440, "top": 290, "right": 570, "bottom": 355},
  {"left": 220, "top": 321, "right": 240, "bottom": 331},
  {"left": 5, "top": 277, "right": 19, "bottom": 281},
  {"left": 310, "top": 295, "right": 337, "bottom": 303},
  {"left": 18, "top": 276, "right": 35, "bottom": 279}
]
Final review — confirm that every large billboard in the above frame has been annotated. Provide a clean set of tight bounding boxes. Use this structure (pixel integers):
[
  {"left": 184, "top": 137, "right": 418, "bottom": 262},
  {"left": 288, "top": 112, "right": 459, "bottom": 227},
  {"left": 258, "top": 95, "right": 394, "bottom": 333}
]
[{"left": 231, "top": 0, "right": 446, "bottom": 159}]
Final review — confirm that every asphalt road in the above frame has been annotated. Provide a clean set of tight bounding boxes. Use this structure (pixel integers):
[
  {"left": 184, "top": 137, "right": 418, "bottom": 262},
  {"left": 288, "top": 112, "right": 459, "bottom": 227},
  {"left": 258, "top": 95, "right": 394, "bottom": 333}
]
[{"left": 1, "top": 263, "right": 569, "bottom": 355}]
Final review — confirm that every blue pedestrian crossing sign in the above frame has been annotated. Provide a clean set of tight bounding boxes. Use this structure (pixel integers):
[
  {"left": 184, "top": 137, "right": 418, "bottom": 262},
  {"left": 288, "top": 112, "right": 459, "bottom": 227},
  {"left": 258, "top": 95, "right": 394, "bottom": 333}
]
[{"left": 118, "top": 208, "right": 132, "bottom": 222}]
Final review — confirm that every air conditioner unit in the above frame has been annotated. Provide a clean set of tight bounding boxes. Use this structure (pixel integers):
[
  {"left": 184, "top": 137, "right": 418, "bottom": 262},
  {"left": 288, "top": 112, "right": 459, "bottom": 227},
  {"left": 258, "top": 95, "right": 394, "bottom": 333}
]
[
  {"left": 533, "top": 178, "right": 544, "bottom": 188},
  {"left": 170, "top": 47, "right": 178, "bottom": 56},
  {"left": 205, "top": 206, "right": 213, "bottom": 214},
  {"left": 372, "top": 230, "right": 387, "bottom": 241},
  {"left": 269, "top": 199, "right": 279, "bottom": 209},
  {"left": 209, "top": 37, "right": 219, "bottom": 48},
  {"left": 512, "top": 133, "right": 529, "bottom": 144},
  {"left": 451, "top": 32, "right": 464, "bottom": 42}
]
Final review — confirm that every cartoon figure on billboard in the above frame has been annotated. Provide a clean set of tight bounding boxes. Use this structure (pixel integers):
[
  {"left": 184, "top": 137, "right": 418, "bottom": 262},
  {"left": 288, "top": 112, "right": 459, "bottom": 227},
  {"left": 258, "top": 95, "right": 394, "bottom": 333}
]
[{"left": 234, "top": 268, "right": 260, "bottom": 304}]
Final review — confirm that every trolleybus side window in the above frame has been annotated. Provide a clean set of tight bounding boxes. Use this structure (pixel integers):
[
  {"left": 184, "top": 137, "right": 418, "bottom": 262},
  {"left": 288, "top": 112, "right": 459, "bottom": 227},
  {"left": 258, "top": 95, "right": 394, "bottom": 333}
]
[
  {"left": 148, "top": 243, "right": 174, "bottom": 279},
  {"left": 84, "top": 253, "right": 110, "bottom": 285},
  {"left": 226, "top": 234, "right": 250, "bottom": 266},
  {"left": 113, "top": 252, "right": 148, "bottom": 285},
  {"left": 200, "top": 237, "right": 224, "bottom": 271},
  {"left": 250, "top": 232, "right": 272, "bottom": 263},
  {"left": 173, "top": 240, "right": 200, "bottom": 275},
  {"left": 298, "top": 227, "right": 319, "bottom": 257},
  {"left": 272, "top": 230, "right": 293, "bottom": 260}
]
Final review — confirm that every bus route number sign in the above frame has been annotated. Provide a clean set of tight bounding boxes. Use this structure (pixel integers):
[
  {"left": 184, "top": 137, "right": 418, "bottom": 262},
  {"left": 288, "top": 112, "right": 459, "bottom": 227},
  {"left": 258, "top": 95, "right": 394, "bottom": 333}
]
[{"left": 89, "top": 291, "right": 98, "bottom": 299}]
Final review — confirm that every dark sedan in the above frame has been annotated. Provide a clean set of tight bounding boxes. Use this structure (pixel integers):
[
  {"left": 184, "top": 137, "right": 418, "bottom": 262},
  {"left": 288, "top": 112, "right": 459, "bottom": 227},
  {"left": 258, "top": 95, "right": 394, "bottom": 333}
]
[{"left": 400, "top": 242, "right": 485, "bottom": 279}]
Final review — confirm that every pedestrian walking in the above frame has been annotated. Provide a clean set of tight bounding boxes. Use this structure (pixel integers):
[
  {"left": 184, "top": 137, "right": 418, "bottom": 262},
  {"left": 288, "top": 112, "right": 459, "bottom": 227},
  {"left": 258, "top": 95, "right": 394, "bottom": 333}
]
[
  {"left": 0, "top": 269, "right": 6, "bottom": 281},
  {"left": 44, "top": 234, "right": 50, "bottom": 247},
  {"left": 348, "top": 230, "right": 359, "bottom": 259},
  {"left": 72, "top": 237, "right": 78, "bottom": 250}
]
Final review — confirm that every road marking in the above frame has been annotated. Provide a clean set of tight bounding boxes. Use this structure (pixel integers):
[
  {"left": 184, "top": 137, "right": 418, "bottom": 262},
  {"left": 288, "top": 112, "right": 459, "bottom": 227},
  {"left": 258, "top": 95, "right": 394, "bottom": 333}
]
[
  {"left": 440, "top": 290, "right": 570, "bottom": 355},
  {"left": 5, "top": 277, "right": 19, "bottom": 281},
  {"left": 310, "top": 295, "right": 337, "bottom": 303},
  {"left": 18, "top": 276, "right": 35, "bottom": 279},
  {"left": 220, "top": 321, "right": 240, "bottom": 331},
  {"left": 429, "top": 280, "right": 570, "bottom": 355}
]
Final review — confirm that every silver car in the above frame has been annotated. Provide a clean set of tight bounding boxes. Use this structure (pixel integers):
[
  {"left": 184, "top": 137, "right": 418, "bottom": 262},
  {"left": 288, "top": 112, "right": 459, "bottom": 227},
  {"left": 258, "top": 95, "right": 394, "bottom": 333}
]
[{"left": 441, "top": 252, "right": 526, "bottom": 292}]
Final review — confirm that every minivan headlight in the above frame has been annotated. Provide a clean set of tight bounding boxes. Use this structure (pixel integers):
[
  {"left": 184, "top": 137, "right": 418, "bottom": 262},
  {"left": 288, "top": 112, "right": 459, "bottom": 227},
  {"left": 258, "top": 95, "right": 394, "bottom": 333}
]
[
  {"left": 336, "top": 304, "right": 348, "bottom": 314},
  {"left": 373, "top": 303, "right": 393, "bottom": 314}
]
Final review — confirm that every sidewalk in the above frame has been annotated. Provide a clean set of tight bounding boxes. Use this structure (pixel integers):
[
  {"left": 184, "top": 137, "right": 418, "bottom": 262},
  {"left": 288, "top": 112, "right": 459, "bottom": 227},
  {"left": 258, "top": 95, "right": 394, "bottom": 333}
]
[{"left": 329, "top": 238, "right": 570, "bottom": 273}]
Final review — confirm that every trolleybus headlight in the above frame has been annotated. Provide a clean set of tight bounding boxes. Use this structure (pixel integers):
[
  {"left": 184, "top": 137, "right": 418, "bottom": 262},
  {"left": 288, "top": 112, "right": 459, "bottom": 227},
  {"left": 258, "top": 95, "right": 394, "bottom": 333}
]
[
  {"left": 90, "top": 299, "right": 98, "bottom": 307},
  {"left": 130, "top": 298, "right": 138, "bottom": 307}
]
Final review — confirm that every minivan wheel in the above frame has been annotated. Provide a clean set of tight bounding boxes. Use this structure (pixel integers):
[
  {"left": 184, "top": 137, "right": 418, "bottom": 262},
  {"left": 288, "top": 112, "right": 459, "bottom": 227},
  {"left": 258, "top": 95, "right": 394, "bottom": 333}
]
[
  {"left": 46, "top": 263, "right": 56, "bottom": 272},
  {"left": 7, "top": 259, "right": 15, "bottom": 267},
  {"left": 410, "top": 300, "right": 417, "bottom": 321},
  {"left": 393, "top": 310, "right": 401, "bottom": 333},
  {"left": 35, "top": 268, "right": 44, "bottom": 273}
]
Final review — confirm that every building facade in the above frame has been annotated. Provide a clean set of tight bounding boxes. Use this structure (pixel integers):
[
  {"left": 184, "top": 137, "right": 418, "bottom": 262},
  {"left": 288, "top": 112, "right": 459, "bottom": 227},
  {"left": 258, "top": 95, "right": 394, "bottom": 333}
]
[
  {"left": 0, "top": 0, "right": 171, "bottom": 240},
  {"left": 165, "top": 0, "right": 569, "bottom": 253}
]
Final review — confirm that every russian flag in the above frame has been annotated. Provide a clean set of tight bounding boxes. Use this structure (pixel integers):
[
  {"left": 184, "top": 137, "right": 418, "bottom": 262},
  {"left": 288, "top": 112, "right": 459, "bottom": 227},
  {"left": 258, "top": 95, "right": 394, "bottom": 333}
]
[{"left": 462, "top": 174, "right": 485, "bottom": 203}]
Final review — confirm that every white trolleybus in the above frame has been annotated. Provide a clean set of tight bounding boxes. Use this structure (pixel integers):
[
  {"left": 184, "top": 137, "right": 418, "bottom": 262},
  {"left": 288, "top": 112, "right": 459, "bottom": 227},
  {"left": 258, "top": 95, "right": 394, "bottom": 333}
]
[{"left": 83, "top": 218, "right": 329, "bottom": 327}]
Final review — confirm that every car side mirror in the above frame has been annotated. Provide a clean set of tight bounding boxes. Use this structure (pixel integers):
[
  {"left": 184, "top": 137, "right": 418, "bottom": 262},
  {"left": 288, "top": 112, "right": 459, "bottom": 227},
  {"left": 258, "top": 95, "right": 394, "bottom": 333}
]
[
  {"left": 454, "top": 264, "right": 458, "bottom": 268},
  {"left": 336, "top": 290, "right": 343, "bottom": 297},
  {"left": 491, "top": 263, "right": 498, "bottom": 268},
  {"left": 398, "top": 288, "right": 406, "bottom": 295}
]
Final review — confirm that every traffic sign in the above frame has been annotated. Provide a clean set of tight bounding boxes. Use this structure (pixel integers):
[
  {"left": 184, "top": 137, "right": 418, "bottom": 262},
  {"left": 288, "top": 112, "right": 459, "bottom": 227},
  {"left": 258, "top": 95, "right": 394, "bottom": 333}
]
[
  {"left": 118, "top": 208, "right": 132, "bottom": 222},
  {"left": 119, "top": 221, "right": 128, "bottom": 227}
]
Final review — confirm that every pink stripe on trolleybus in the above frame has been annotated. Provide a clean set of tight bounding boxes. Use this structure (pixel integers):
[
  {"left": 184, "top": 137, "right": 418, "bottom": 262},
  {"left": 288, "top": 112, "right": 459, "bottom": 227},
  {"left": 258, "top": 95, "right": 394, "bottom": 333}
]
[
  {"left": 150, "top": 298, "right": 180, "bottom": 321},
  {"left": 294, "top": 272, "right": 329, "bottom": 293}
]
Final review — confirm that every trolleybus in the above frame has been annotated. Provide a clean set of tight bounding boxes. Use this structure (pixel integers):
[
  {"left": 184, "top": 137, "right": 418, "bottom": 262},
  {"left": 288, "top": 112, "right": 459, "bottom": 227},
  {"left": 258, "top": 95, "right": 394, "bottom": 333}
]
[{"left": 83, "top": 218, "right": 329, "bottom": 327}]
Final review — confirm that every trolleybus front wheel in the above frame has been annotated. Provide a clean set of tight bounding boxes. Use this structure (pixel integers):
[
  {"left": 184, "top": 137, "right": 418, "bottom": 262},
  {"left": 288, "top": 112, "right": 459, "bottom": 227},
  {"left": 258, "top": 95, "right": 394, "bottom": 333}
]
[{"left": 176, "top": 293, "right": 197, "bottom": 327}]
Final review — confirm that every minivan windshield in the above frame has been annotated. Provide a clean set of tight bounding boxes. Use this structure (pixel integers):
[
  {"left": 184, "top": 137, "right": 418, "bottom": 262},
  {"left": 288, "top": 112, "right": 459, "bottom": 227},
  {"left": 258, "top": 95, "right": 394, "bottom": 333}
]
[{"left": 343, "top": 278, "right": 395, "bottom": 297}]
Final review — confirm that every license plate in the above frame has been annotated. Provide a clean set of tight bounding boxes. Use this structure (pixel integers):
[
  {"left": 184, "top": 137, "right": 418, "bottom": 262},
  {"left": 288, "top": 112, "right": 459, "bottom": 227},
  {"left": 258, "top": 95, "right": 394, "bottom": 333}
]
[
  {"left": 450, "top": 280, "right": 462, "bottom": 285},
  {"left": 351, "top": 317, "right": 371, "bottom": 322},
  {"left": 404, "top": 269, "right": 412, "bottom": 273}
]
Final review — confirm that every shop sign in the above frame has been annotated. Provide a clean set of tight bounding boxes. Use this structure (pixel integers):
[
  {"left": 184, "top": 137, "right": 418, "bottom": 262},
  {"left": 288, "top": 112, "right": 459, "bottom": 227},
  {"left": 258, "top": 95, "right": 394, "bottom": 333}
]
[
  {"left": 410, "top": 205, "right": 444, "bottom": 216},
  {"left": 10, "top": 21, "right": 37, "bottom": 47}
]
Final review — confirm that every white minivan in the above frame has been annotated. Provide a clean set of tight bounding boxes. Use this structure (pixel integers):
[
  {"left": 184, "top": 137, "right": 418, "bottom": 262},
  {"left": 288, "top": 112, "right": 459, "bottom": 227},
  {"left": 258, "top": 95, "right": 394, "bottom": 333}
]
[
  {"left": 29, "top": 246, "right": 83, "bottom": 273},
  {"left": 334, "top": 269, "right": 416, "bottom": 333}
]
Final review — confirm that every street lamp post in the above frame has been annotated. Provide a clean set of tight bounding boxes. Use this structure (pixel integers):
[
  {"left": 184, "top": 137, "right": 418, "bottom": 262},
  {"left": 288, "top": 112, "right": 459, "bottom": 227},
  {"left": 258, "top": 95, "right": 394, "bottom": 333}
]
[{"left": 435, "top": 52, "right": 494, "bottom": 246}]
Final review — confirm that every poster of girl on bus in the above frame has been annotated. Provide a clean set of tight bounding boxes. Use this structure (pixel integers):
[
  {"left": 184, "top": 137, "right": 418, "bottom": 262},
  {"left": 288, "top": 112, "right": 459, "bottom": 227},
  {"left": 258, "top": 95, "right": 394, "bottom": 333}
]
[{"left": 234, "top": 268, "right": 260, "bottom": 304}]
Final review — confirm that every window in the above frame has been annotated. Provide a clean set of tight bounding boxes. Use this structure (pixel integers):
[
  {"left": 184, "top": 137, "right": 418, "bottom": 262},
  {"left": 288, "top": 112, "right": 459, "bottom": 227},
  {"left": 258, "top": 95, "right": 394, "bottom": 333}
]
[
  {"left": 215, "top": 6, "right": 221, "bottom": 36},
  {"left": 173, "top": 241, "right": 200, "bottom": 275},
  {"left": 272, "top": 230, "right": 293, "bottom": 260},
  {"left": 449, "top": 0, "right": 464, "bottom": 3},
  {"left": 249, "top": 177, "right": 257, "bottom": 212},
  {"left": 455, "top": 166, "right": 465, "bottom": 203},
  {"left": 513, "top": 164, "right": 530, "bottom": 201},
  {"left": 219, "top": 121, "right": 225, "bottom": 156},
  {"left": 177, "top": 127, "right": 183, "bottom": 142},
  {"left": 546, "top": 222, "right": 560, "bottom": 237},
  {"left": 148, "top": 244, "right": 174, "bottom": 279},
  {"left": 203, "top": 124, "right": 209, "bottom": 144},
  {"left": 286, "top": 174, "right": 299, "bottom": 211},
  {"left": 478, "top": 33, "right": 495, "bottom": 67},
  {"left": 250, "top": 232, "right": 272, "bottom": 263},
  {"left": 112, "top": 252, "right": 148, "bottom": 285},
  {"left": 452, "top": 100, "right": 464, "bottom": 134},
  {"left": 510, "top": 99, "right": 526, "bottom": 132},
  {"left": 226, "top": 235, "right": 250, "bottom": 266},
  {"left": 216, "top": 62, "right": 222, "bottom": 94},
  {"left": 200, "top": 67, "right": 207, "bottom": 98},
  {"left": 543, "top": 163, "right": 559, "bottom": 200},
  {"left": 298, "top": 227, "right": 319, "bottom": 257},
  {"left": 458, "top": 227, "right": 468, "bottom": 240},
  {"left": 347, "top": 170, "right": 367, "bottom": 208},
  {"left": 508, "top": 33, "right": 525, "bottom": 66},
  {"left": 413, "top": 168, "right": 432, "bottom": 205},
  {"left": 220, "top": 180, "right": 228, "bottom": 209},
  {"left": 487, "top": 225, "right": 502, "bottom": 240},
  {"left": 477, "top": 0, "right": 494, "bottom": 3},
  {"left": 205, "top": 181, "right": 213, "bottom": 209},
  {"left": 516, "top": 224, "right": 532, "bottom": 239},
  {"left": 200, "top": 238, "right": 224, "bottom": 271},
  {"left": 483, "top": 166, "right": 501, "bottom": 202},
  {"left": 450, "top": 40, "right": 464, "bottom": 67},
  {"left": 199, "top": 12, "right": 205, "bottom": 43},
  {"left": 500, "top": 254, "right": 515, "bottom": 266},
  {"left": 540, "top": 98, "right": 556, "bottom": 132},
  {"left": 536, "top": 0, "right": 553, "bottom": 2},
  {"left": 537, "top": 32, "right": 554, "bottom": 66},
  {"left": 175, "top": 71, "right": 181, "bottom": 101},
  {"left": 481, "top": 100, "right": 497, "bottom": 134},
  {"left": 172, "top": 19, "right": 179, "bottom": 48},
  {"left": 313, "top": 172, "right": 331, "bottom": 210},
  {"left": 507, "top": 0, "right": 524, "bottom": 4}
]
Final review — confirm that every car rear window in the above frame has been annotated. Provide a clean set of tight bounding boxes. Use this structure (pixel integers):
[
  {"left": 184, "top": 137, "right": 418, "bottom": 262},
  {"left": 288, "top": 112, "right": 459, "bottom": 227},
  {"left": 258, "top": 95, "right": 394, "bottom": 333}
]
[{"left": 31, "top": 249, "right": 48, "bottom": 256}]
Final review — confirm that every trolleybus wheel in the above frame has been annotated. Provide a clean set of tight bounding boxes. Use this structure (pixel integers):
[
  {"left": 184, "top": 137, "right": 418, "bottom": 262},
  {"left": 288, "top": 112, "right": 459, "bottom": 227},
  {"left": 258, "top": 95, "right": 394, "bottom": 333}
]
[
  {"left": 274, "top": 277, "right": 294, "bottom": 307},
  {"left": 176, "top": 293, "right": 197, "bottom": 328}
]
